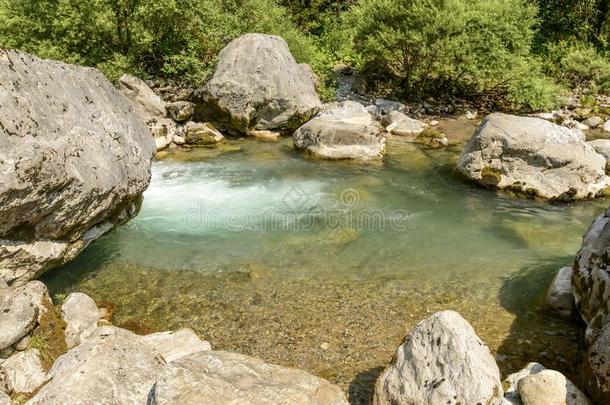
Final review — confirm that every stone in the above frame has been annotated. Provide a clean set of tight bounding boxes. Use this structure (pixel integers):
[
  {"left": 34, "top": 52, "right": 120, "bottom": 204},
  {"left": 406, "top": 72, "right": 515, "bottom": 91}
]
[
  {"left": 503, "top": 362, "right": 546, "bottom": 404},
  {"left": 149, "top": 350, "right": 348, "bottom": 404},
  {"left": 139, "top": 328, "right": 211, "bottom": 363},
  {"left": 166, "top": 101, "right": 195, "bottom": 122},
  {"left": 588, "top": 139, "right": 610, "bottom": 164},
  {"left": 581, "top": 116, "right": 604, "bottom": 129},
  {"left": 415, "top": 129, "right": 449, "bottom": 148},
  {"left": 544, "top": 267, "right": 576, "bottom": 319},
  {"left": 0, "top": 349, "right": 46, "bottom": 394},
  {"left": 14, "top": 336, "right": 29, "bottom": 351},
  {"left": 465, "top": 110, "right": 478, "bottom": 120},
  {"left": 293, "top": 101, "right": 386, "bottom": 160},
  {"left": 248, "top": 130, "right": 281, "bottom": 141},
  {"left": 194, "top": 34, "right": 321, "bottom": 135},
  {"left": 563, "top": 118, "right": 590, "bottom": 131},
  {"left": 62, "top": 292, "right": 101, "bottom": 349},
  {"left": 0, "top": 281, "right": 48, "bottom": 350},
  {"left": 381, "top": 111, "right": 427, "bottom": 136},
  {"left": 375, "top": 99, "right": 406, "bottom": 115},
  {"left": 603, "top": 120, "right": 610, "bottom": 132},
  {"left": 184, "top": 122, "right": 226, "bottom": 145},
  {"left": 518, "top": 369, "right": 591, "bottom": 405},
  {"left": 172, "top": 135, "right": 186, "bottom": 145},
  {"left": 118, "top": 74, "right": 167, "bottom": 123},
  {"left": 28, "top": 326, "right": 165, "bottom": 405},
  {"left": 0, "top": 51, "right": 155, "bottom": 285},
  {"left": 572, "top": 210, "right": 610, "bottom": 402},
  {"left": 457, "top": 113, "right": 608, "bottom": 201},
  {"left": 373, "top": 310, "right": 503, "bottom": 405}
]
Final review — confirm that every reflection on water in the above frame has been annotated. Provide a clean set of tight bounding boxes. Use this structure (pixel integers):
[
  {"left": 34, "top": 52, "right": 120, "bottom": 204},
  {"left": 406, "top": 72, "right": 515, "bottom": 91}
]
[{"left": 43, "top": 137, "right": 606, "bottom": 403}]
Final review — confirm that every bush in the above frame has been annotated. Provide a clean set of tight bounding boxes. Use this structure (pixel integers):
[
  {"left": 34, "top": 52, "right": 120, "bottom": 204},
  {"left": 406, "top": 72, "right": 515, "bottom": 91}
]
[
  {"left": 344, "top": 0, "right": 563, "bottom": 110},
  {"left": 544, "top": 41, "right": 610, "bottom": 92},
  {"left": 0, "top": 0, "right": 333, "bottom": 94}
]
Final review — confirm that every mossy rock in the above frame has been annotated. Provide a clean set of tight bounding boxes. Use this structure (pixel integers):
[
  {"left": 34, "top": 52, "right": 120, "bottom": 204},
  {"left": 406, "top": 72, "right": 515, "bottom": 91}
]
[
  {"left": 29, "top": 298, "right": 68, "bottom": 371},
  {"left": 480, "top": 166, "right": 502, "bottom": 187}
]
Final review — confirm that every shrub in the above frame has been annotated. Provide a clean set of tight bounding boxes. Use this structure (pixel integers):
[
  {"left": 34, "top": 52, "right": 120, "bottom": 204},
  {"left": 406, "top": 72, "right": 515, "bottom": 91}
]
[
  {"left": 544, "top": 41, "right": 610, "bottom": 92},
  {"left": 344, "top": 0, "right": 562, "bottom": 110}
]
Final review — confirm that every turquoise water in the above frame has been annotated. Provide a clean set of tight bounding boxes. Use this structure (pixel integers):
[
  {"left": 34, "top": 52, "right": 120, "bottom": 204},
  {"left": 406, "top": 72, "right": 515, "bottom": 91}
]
[{"left": 43, "top": 136, "right": 607, "bottom": 402}]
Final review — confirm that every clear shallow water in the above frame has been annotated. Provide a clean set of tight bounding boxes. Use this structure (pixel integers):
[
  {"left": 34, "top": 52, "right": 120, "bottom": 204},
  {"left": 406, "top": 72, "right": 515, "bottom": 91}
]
[{"left": 43, "top": 137, "right": 608, "bottom": 403}]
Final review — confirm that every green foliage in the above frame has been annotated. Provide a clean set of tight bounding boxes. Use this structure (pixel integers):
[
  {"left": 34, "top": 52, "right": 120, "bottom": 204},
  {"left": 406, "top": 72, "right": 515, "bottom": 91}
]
[
  {"left": 544, "top": 41, "right": 610, "bottom": 92},
  {"left": 343, "top": 0, "right": 562, "bottom": 110},
  {"left": 0, "top": 0, "right": 332, "bottom": 91}
]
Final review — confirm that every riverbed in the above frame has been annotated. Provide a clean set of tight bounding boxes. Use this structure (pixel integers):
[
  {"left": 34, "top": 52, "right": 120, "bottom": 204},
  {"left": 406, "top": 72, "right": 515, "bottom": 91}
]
[{"left": 43, "top": 134, "right": 607, "bottom": 403}]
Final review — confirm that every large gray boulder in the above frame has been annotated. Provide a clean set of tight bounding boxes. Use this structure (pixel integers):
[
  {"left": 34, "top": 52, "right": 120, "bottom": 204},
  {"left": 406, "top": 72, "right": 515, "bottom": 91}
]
[
  {"left": 572, "top": 208, "right": 610, "bottom": 402},
  {"left": 149, "top": 350, "right": 348, "bottom": 404},
  {"left": 293, "top": 101, "right": 385, "bottom": 160},
  {"left": 194, "top": 33, "right": 321, "bottom": 135},
  {"left": 373, "top": 310, "right": 503, "bottom": 405},
  {"left": 27, "top": 326, "right": 166, "bottom": 405},
  {"left": 0, "top": 50, "right": 155, "bottom": 285},
  {"left": 457, "top": 113, "right": 608, "bottom": 201}
]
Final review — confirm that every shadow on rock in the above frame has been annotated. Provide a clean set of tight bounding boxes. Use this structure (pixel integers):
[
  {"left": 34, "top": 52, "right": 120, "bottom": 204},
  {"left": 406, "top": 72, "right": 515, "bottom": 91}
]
[
  {"left": 348, "top": 366, "right": 384, "bottom": 405},
  {"left": 496, "top": 257, "right": 586, "bottom": 386}
]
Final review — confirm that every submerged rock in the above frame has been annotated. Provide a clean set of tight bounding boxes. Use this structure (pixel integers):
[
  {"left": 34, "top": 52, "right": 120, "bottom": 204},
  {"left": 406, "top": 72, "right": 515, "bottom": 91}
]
[
  {"left": 373, "top": 310, "right": 503, "bottom": 405},
  {"left": 194, "top": 34, "right": 321, "bottom": 135},
  {"left": 293, "top": 101, "right": 385, "bottom": 160},
  {"left": 457, "top": 113, "right": 608, "bottom": 201},
  {"left": 149, "top": 350, "right": 348, "bottom": 404},
  {"left": 0, "top": 50, "right": 155, "bottom": 285},
  {"left": 544, "top": 266, "right": 576, "bottom": 319}
]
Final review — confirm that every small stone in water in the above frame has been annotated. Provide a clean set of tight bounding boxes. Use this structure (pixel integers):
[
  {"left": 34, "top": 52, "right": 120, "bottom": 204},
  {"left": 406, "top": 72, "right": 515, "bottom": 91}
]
[{"left": 321, "top": 342, "right": 330, "bottom": 350}]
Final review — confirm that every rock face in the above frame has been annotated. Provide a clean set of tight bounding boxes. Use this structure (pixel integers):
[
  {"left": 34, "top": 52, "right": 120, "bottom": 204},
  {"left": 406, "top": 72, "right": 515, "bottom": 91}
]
[
  {"left": 293, "top": 101, "right": 385, "bottom": 160},
  {"left": 544, "top": 266, "right": 576, "bottom": 319},
  {"left": 572, "top": 208, "right": 610, "bottom": 402},
  {"left": 373, "top": 310, "right": 503, "bottom": 405},
  {"left": 457, "top": 113, "right": 608, "bottom": 201},
  {"left": 28, "top": 326, "right": 166, "bottom": 405},
  {"left": 0, "top": 50, "right": 155, "bottom": 285},
  {"left": 194, "top": 33, "right": 321, "bottom": 135},
  {"left": 0, "top": 281, "right": 48, "bottom": 350},
  {"left": 518, "top": 369, "right": 591, "bottom": 405},
  {"left": 61, "top": 292, "right": 101, "bottom": 349},
  {"left": 149, "top": 350, "right": 348, "bottom": 405}
]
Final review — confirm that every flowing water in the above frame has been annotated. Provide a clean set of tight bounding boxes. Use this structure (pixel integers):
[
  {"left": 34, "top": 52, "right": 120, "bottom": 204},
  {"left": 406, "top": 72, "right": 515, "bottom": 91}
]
[{"left": 43, "top": 135, "right": 608, "bottom": 403}]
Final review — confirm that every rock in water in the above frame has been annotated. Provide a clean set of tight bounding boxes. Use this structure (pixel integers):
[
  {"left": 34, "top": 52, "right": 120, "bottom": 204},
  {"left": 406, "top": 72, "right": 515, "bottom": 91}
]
[
  {"left": 194, "top": 33, "right": 321, "bottom": 135},
  {"left": 149, "top": 350, "right": 348, "bottom": 404},
  {"left": 27, "top": 326, "right": 165, "bottom": 404},
  {"left": 0, "top": 50, "right": 155, "bottom": 285},
  {"left": 503, "top": 362, "right": 546, "bottom": 404},
  {"left": 0, "top": 281, "right": 49, "bottom": 350},
  {"left": 544, "top": 266, "right": 576, "bottom": 319},
  {"left": 373, "top": 310, "right": 503, "bottom": 405},
  {"left": 457, "top": 113, "right": 608, "bottom": 201},
  {"left": 293, "top": 101, "right": 385, "bottom": 160}
]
